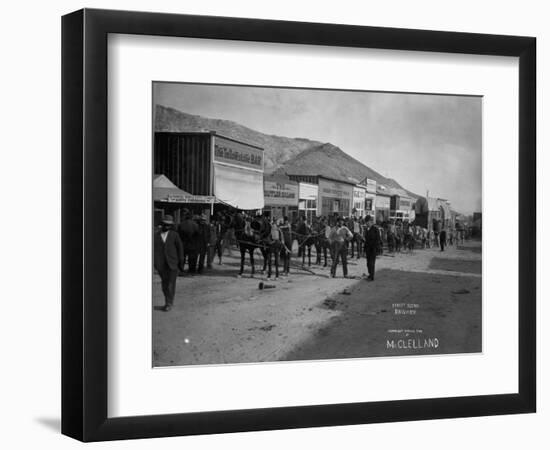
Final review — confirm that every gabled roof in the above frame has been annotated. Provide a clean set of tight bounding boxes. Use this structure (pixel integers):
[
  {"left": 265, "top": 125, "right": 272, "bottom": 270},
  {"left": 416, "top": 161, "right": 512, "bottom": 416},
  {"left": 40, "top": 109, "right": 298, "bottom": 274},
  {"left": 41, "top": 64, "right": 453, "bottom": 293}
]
[
  {"left": 153, "top": 174, "right": 181, "bottom": 189},
  {"left": 282, "top": 142, "right": 401, "bottom": 189}
]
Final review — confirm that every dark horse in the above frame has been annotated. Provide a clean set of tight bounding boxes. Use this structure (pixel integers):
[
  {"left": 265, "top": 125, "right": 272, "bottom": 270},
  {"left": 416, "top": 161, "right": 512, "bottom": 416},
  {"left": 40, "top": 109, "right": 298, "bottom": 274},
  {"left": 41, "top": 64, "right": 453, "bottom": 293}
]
[
  {"left": 403, "top": 224, "right": 415, "bottom": 253},
  {"left": 234, "top": 214, "right": 263, "bottom": 277},
  {"left": 394, "top": 223, "right": 403, "bottom": 253},
  {"left": 295, "top": 220, "right": 316, "bottom": 267},
  {"left": 259, "top": 221, "right": 284, "bottom": 279},
  {"left": 234, "top": 216, "right": 282, "bottom": 279},
  {"left": 313, "top": 221, "right": 330, "bottom": 267}
]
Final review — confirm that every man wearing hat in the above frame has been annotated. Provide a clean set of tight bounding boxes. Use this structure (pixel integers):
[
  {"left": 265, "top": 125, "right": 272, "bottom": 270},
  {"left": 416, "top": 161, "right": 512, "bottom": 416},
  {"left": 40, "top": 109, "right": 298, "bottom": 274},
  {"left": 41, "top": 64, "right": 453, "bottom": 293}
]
[
  {"left": 154, "top": 215, "right": 184, "bottom": 312},
  {"left": 364, "top": 215, "right": 383, "bottom": 281}
]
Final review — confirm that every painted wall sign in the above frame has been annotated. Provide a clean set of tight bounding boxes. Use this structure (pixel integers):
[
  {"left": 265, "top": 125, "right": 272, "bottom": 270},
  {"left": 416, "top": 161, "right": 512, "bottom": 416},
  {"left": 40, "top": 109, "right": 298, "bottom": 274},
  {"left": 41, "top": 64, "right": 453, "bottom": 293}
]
[
  {"left": 375, "top": 195, "right": 391, "bottom": 209},
  {"left": 353, "top": 186, "right": 366, "bottom": 199},
  {"left": 264, "top": 179, "right": 299, "bottom": 206},
  {"left": 318, "top": 178, "right": 353, "bottom": 200},
  {"left": 213, "top": 135, "right": 264, "bottom": 170},
  {"left": 365, "top": 178, "right": 377, "bottom": 193}
]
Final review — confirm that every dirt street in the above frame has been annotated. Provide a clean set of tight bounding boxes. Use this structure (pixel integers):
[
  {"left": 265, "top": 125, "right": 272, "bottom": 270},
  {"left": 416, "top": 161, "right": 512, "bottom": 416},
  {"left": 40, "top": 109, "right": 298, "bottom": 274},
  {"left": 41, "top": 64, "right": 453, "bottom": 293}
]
[{"left": 153, "top": 240, "right": 482, "bottom": 366}]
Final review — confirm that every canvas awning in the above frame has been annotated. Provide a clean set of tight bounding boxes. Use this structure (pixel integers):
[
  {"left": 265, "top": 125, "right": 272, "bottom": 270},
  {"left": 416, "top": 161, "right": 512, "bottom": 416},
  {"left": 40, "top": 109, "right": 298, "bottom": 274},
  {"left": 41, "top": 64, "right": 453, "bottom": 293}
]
[
  {"left": 213, "top": 164, "right": 264, "bottom": 210},
  {"left": 153, "top": 174, "right": 217, "bottom": 204}
]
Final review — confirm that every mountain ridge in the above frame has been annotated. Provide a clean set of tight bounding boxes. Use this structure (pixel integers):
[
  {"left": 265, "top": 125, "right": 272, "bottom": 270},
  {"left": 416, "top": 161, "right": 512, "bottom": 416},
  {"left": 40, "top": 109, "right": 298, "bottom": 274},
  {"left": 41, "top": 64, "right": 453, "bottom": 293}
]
[
  {"left": 155, "top": 104, "right": 418, "bottom": 197},
  {"left": 155, "top": 105, "right": 322, "bottom": 172}
]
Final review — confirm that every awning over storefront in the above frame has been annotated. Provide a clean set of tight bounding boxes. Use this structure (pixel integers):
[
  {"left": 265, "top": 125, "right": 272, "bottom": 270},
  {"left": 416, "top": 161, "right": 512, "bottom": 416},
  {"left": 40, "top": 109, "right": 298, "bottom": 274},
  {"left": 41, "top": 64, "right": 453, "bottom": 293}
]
[
  {"left": 213, "top": 164, "right": 264, "bottom": 210},
  {"left": 153, "top": 174, "right": 217, "bottom": 204}
]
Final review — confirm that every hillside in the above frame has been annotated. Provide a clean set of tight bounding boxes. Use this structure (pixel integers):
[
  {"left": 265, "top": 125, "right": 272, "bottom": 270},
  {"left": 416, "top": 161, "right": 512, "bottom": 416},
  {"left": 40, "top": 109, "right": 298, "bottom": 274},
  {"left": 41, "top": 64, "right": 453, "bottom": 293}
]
[
  {"left": 155, "top": 105, "right": 322, "bottom": 172},
  {"left": 279, "top": 142, "right": 393, "bottom": 187},
  {"left": 155, "top": 105, "right": 417, "bottom": 197}
]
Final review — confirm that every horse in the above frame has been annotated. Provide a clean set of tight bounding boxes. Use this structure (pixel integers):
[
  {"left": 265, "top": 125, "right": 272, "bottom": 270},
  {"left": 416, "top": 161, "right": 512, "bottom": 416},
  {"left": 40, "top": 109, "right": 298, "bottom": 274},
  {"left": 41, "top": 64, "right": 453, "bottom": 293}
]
[
  {"left": 403, "top": 224, "right": 415, "bottom": 253},
  {"left": 313, "top": 221, "right": 330, "bottom": 267},
  {"left": 418, "top": 226, "right": 428, "bottom": 249},
  {"left": 349, "top": 222, "right": 364, "bottom": 259},
  {"left": 279, "top": 222, "right": 293, "bottom": 275},
  {"left": 426, "top": 229, "right": 435, "bottom": 248},
  {"left": 177, "top": 216, "right": 199, "bottom": 272},
  {"left": 234, "top": 215, "right": 267, "bottom": 277},
  {"left": 259, "top": 222, "right": 285, "bottom": 279},
  {"left": 385, "top": 221, "right": 396, "bottom": 253},
  {"left": 394, "top": 225, "right": 403, "bottom": 253},
  {"left": 295, "top": 220, "right": 316, "bottom": 267},
  {"left": 235, "top": 229, "right": 260, "bottom": 277}
]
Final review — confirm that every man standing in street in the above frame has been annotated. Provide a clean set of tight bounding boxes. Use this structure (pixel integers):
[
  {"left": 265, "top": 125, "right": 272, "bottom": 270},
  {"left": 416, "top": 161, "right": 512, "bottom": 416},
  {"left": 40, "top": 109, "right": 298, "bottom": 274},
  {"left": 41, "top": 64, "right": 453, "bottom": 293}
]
[
  {"left": 154, "top": 215, "right": 184, "bottom": 312},
  {"left": 329, "top": 217, "right": 353, "bottom": 278},
  {"left": 364, "top": 215, "right": 382, "bottom": 281},
  {"left": 439, "top": 225, "right": 447, "bottom": 252}
]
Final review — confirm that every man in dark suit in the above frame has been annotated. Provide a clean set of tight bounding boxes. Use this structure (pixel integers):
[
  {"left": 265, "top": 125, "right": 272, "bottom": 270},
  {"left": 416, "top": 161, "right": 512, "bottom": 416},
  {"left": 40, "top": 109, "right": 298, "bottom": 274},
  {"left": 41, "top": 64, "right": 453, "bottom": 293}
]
[
  {"left": 364, "top": 215, "right": 383, "bottom": 281},
  {"left": 154, "top": 215, "right": 184, "bottom": 312}
]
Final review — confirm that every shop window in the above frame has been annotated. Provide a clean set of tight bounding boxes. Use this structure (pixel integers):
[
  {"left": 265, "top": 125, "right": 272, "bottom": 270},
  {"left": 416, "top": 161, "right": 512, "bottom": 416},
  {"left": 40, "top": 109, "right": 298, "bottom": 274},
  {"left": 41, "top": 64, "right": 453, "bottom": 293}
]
[{"left": 306, "top": 199, "right": 317, "bottom": 209}]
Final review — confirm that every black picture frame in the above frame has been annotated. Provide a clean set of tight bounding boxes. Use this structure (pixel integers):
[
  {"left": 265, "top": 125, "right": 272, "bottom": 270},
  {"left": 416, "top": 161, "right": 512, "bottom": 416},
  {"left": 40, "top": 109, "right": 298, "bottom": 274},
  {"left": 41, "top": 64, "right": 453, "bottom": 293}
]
[{"left": 61, "top": 8, "right": 536, "bottom": 442}]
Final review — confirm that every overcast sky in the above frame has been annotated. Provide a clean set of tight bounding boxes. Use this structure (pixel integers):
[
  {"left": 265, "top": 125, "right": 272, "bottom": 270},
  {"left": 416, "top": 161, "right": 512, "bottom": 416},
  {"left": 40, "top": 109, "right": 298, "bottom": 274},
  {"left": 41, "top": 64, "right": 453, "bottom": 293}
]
[{"left": 154, "top": 83, "right": 482, "bottom": 214}]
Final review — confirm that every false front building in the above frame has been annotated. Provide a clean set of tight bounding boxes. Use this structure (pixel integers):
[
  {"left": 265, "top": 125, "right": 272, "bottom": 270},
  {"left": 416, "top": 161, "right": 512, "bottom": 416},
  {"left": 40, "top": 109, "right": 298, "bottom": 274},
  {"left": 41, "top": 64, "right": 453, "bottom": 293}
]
[
  {"left": 154, "top": 131, "right": 265, "bottom": 217},
  {"left": 263, "top": 174, "right": 299, "bottom": 221}
]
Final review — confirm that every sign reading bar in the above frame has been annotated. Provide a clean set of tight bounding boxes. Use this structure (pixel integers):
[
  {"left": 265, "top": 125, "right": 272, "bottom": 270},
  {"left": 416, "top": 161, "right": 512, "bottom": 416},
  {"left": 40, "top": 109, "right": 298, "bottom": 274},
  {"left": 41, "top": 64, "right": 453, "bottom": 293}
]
[{"left": 213, "top": 135, "right": 264, "bottom": 171}]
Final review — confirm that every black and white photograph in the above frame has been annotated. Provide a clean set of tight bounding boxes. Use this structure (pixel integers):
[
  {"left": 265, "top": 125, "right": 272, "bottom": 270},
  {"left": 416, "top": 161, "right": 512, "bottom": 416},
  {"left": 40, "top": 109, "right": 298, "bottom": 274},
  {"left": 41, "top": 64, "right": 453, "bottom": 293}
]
[
  {"left": 1, "top": 0, "right": 542, "bottom": 447},
  {"left": 152, "top": 82, "right": 482, "bottom": 367}
]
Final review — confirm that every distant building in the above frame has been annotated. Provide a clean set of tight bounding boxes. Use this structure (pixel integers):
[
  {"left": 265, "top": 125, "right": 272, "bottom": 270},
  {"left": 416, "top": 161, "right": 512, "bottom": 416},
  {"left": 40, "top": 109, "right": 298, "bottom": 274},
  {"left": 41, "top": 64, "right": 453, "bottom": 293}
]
[
  {"left": 277, "top": 141, "right": 419, "bottom": 224},
  {"left": 414, "top": 196, "right": 453, "bottom": 230},
  {"left": 317, "top": 176, "right": 355, "bottom": 218},
  {"left": 287, "top": 174, "right": 355, "bottom": 221},
  {"left": 389, "top": 190, "right": 416, "bottom": 222}
]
